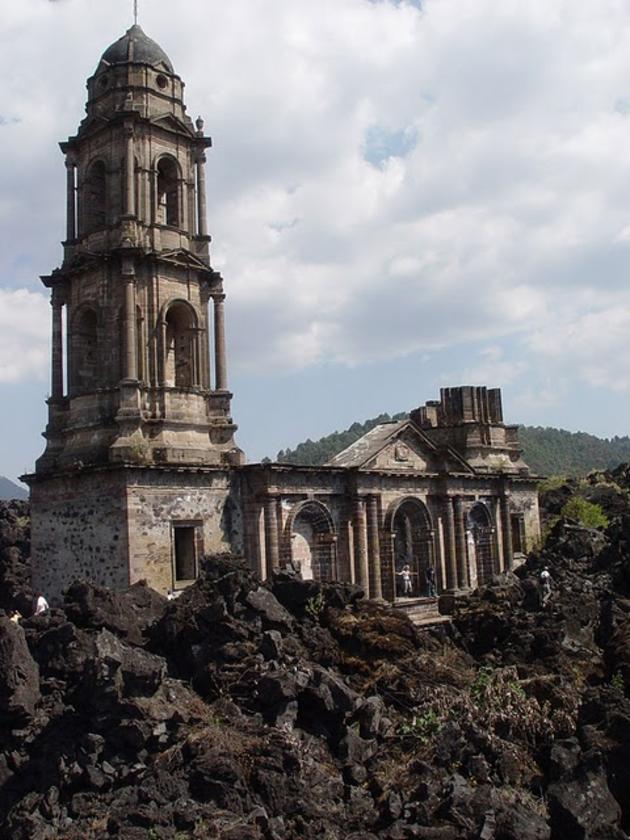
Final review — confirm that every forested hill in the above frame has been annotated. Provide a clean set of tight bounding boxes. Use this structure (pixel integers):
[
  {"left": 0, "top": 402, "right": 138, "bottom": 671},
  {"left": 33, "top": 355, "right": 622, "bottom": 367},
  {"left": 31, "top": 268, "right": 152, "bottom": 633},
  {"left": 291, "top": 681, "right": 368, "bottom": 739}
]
[{"left": 275, "top": 417, "right": 630, "bottom": 477}]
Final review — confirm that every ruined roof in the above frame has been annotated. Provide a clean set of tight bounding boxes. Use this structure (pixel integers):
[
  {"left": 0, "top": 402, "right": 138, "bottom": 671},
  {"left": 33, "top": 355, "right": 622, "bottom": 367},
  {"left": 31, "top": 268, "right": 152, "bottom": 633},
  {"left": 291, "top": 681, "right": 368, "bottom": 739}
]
[
  {"left": 98, "top": 25, "right": 174, "bottom": 73},
  {"left": 326, "top": 422, "right": 408, "bottom": 468}
]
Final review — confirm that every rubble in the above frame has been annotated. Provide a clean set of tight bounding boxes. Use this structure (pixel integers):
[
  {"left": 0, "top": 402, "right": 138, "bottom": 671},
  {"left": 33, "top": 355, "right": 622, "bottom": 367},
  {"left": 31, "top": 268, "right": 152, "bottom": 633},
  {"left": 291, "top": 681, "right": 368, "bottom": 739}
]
[{"left": 1, "top": 492, "right": 630, "bottom": 838}]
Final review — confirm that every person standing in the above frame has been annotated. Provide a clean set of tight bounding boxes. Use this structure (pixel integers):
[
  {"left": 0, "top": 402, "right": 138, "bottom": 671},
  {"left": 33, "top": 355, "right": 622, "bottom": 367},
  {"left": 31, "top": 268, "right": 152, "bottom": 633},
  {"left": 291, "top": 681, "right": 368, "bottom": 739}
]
[
  {"left": 425, "top": 564, "right": 437, "bottom": 597},
  {"left": 540, "top": 568, "right": 552, "bottom": 607},
  {"left": 396, "top": 564, "right": 415, "bottom": 596},
  {"left": 33, "top": 592, "right": 50, "bottom": 616}
]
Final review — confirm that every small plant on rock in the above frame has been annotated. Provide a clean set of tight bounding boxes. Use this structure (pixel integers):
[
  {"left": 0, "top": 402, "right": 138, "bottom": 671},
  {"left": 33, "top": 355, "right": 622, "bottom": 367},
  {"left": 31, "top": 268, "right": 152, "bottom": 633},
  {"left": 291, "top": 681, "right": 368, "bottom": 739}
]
[
  {"left": 305, "top": 591, "right": 325, "bottom": 620},
  {"left": 611, "top": 671, "right": 625, "bottom": 693},
  {"left": 399, "top": 708, "right": 441, "bottom": 743}
]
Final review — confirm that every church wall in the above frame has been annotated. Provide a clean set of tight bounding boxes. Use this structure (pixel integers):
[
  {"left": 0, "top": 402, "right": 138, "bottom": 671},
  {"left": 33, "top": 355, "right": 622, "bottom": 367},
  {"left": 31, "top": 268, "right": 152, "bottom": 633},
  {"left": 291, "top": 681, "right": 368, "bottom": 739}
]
[
  {"left": 30, "top": 469, "right": 130, "bottom": 603},
  {"left": 126, "top": 468, "right": 243, "bottom": 593}
]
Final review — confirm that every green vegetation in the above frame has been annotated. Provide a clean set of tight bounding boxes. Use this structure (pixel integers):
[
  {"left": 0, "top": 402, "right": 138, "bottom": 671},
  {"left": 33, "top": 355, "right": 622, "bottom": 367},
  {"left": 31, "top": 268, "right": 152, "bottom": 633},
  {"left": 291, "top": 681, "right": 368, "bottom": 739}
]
[
  {"left": 560, "top": 496, "right": 609, "bottom": 529},
  {"left": 305, "top": 591, "right": 326, "bottom": 620},
  {"left": 398, "top": 708, "right": 441, "bottom": 743},
  {"left": 274, "top": 414, "right": 630, "bottom": 477},
  {"left": 611, "top": 672, "right": 625, "bottom": 693},
  {"left": 519, "top": 427, "right": 630, "bottom": 476}
]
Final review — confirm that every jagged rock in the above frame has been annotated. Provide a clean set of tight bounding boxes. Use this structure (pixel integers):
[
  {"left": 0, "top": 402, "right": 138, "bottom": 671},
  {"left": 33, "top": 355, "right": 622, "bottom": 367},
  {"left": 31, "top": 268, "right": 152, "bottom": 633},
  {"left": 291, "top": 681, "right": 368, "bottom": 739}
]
[
  {"left": 548, "top": 769, "right": 624, "bottom": 839},
  {"left": 245, "top": 587, "right": 294, "bottom": 631},
  {"left": 0, "top": 617, "right": 40, "bottom": 723},
  {"left": 64, "top": 580, "right": 167, "bottom": 646}
]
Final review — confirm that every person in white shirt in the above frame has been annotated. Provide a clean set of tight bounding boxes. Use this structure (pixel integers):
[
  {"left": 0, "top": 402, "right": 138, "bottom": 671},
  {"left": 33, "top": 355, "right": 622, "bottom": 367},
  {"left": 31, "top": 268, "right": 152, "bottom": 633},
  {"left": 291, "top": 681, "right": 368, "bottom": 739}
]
[
  {"left": 33, "top": 593, "right": 50, "bottom": 616},
  {"left": 540, "top": 568, "right": 552, "bottom": 606}
]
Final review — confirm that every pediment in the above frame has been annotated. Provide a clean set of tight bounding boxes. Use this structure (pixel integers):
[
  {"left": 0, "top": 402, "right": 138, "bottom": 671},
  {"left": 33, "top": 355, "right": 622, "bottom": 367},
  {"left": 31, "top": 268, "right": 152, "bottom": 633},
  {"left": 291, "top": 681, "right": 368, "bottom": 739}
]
[
  {"left": 328, "top": 419, "right": 475, "bottom": 474},
  {"left": 150, "top": 113, "right": 194, "bottom": 137}
]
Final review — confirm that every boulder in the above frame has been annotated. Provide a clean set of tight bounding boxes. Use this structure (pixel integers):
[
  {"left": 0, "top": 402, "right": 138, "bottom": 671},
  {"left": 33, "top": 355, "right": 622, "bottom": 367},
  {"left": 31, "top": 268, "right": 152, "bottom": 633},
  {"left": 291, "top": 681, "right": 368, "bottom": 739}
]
[
  {"left": 0, "top": 617, "right": 40, "bottom": 723},
  {"left": 548, "top": 769, "right": 624, "bottom": 839}
]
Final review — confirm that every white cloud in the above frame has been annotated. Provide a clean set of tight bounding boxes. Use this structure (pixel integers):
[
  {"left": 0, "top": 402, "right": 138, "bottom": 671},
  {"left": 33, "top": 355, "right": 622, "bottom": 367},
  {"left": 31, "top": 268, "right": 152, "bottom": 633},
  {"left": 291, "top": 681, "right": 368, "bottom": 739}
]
[
  {"left": 2, "top": 0, "right": 630, "bottom": 399},
  {"left": 0, "top": 290, "right": 49, "bottom": 384}
]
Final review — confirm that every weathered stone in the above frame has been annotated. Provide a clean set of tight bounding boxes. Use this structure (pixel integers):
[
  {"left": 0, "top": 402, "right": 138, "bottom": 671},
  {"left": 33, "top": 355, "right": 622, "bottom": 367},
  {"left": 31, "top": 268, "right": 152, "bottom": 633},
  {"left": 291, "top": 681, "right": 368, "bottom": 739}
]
[{"left": 0, "top": 618, "right": 40, "bottom": 723}]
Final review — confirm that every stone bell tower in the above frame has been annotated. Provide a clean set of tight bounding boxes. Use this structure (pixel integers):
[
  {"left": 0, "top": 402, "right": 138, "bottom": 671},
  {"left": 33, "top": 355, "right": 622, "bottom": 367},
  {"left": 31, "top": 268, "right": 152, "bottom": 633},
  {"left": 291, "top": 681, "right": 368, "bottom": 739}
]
[
  {"left": 38, "top": 24, "right": 241, "bottom": 470},
  {"left": 25, "top": 26, "right": 245, "bottom": 600}
]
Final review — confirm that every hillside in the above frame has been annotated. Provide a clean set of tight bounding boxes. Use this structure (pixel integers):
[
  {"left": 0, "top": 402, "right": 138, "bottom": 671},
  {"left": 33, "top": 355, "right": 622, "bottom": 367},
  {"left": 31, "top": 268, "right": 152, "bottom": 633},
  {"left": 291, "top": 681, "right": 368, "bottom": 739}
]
[
  {"left": 276, "top": 416, "right": 630, "bottom": 476},
  {"left": 0, "top": 476, "right": 27, "bottom": 501}
]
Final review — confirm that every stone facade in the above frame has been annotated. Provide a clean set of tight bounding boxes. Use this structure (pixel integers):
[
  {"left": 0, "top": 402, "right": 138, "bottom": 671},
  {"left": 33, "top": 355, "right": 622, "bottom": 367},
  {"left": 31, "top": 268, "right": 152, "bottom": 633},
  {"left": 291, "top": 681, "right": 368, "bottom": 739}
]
[{"left": 24, "top": 26, "right": 541, "bottom": 604}]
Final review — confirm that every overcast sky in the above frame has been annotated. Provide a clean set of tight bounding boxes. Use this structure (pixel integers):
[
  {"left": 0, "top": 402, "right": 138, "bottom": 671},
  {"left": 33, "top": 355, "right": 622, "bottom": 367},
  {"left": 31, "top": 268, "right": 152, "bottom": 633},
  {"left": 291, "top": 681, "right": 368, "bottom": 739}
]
[{"left": 2, "top": 0, "right": 630, "bottom": 483}]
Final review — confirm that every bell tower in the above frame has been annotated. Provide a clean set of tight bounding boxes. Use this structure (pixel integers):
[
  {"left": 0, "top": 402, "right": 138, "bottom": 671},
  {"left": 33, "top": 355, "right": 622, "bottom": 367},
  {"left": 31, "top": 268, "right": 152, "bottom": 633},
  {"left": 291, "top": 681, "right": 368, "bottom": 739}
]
[
  {"left": 26, "top": 26, "right": 245, "bottom": 600},
  {"left": 38, "top": 24, "right": 242, "bottom": 471}
]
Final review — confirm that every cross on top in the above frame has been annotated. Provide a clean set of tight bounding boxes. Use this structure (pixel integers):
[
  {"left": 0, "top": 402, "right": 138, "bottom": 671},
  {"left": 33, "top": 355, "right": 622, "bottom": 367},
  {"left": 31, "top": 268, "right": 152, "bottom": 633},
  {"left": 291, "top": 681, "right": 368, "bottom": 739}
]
[{"left": 134, "top": 0, "right": 138, "bottom": 25}]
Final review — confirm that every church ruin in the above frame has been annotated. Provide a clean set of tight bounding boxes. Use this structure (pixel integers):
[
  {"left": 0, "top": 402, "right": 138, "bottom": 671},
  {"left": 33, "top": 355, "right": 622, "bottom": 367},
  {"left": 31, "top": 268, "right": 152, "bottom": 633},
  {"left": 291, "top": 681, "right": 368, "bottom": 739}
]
[{"left": 24, "top": 25, "right": 541, "bottom": 604}]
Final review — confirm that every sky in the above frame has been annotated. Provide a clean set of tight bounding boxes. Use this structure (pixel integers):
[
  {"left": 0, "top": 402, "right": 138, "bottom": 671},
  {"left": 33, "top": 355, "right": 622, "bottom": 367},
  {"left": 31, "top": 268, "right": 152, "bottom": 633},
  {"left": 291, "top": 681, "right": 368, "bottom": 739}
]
[{"left": 2, "top": 0, "right": 630, "bottom": 483}]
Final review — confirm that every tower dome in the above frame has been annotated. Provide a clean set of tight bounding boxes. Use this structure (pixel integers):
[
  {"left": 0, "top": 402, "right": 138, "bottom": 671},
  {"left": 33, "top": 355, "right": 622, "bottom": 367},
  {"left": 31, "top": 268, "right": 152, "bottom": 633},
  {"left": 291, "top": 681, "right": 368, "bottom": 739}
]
[{"left": 97, "top": 24, "right": 174, "bottom": 73}]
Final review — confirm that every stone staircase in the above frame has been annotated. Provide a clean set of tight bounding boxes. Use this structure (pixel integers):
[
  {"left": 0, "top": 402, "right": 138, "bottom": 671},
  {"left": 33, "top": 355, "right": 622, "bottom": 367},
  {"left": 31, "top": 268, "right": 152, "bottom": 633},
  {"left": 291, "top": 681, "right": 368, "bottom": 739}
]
[{"left": 393, "top": 596, "right": 452, "bottom": 628}]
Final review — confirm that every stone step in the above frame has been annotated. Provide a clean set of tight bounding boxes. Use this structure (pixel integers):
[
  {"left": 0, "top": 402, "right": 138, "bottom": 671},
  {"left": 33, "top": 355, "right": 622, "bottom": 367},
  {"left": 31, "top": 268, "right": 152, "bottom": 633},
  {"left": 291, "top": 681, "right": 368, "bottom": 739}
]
[{"left": 393, "top": 596, "right": 451, "bottom": 628}]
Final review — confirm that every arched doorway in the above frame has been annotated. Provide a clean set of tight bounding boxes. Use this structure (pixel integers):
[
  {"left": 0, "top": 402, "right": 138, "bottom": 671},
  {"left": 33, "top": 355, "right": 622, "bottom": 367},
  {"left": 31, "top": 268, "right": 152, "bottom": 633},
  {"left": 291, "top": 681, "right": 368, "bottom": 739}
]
[
  {"left": 164, "top": 302, "right": 196, "bottom": 387},
  {"left": 389, "top": 498, "right": 434, "bottom": 599},
  {"left": 467, "top": 503, "right": 496, "bottom": 587},
  {"left": 286, "top": 501, "right": 336, "bottom": 582}
]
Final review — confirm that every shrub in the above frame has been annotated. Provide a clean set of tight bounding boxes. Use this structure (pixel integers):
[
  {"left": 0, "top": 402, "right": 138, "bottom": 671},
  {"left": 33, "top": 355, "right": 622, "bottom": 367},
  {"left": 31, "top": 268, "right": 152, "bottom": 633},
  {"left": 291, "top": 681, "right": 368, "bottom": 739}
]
[{"left": 560, "top": 496, "right": 608, "bottom": 529}]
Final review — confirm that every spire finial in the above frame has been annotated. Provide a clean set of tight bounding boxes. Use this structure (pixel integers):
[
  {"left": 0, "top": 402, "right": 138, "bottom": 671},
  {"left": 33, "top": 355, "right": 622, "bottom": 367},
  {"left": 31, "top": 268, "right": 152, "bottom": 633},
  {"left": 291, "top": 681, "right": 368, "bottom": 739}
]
[{"left": 134, "top": 0, "right": 138, "bottom": 25}]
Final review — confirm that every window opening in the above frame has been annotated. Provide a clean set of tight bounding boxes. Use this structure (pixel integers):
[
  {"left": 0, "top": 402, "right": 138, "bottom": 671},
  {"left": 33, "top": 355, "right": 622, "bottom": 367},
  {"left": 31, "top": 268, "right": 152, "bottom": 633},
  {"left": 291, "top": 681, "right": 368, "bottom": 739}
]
[
  {"left": 157, "top": 157, "right": 179, "bottom": 226},
  {"left": 173, "top": 525, "right": 197, "bottom": 583}
]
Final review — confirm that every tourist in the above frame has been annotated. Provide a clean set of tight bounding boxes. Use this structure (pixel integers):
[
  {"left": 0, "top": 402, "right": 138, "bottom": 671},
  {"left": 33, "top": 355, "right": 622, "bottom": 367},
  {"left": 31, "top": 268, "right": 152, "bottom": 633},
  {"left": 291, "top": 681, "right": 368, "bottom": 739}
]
[
  {"left": 425, "top": 564, "right": 437, "bottom": 597},
  {"left": 540, "top": 567, "right": 552, "bottom": 606},
  {"left": 33, "top": 592, "right": 50, "bottom": 616},
  {"left": 396, "top": 564, "right": 415, "bottom": 596},
  {"left": 9, "top": 610, "right": 22, "bottom": 623}
]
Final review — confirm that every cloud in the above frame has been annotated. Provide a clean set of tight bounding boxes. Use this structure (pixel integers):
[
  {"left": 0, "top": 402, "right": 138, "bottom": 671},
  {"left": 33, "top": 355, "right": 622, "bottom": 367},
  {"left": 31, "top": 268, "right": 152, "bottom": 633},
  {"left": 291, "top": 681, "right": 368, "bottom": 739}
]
[
  {"left": 0, "top": 290, "right": 49, "bottom": 384},
  {"left": 1, "top": 0, "right": 630, "bottom": 405}
]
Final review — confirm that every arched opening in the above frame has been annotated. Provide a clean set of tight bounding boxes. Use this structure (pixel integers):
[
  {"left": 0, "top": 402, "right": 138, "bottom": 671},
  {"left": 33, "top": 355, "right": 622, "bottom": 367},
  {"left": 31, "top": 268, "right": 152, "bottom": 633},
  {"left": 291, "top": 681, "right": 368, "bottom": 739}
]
[
  {"left": 85, "top": 160, "right": 107, "bottom": 231},
  {"left": 165, "top": 302, "right": 196, "bottom": 387},
  {"left": 157, "top": 157, "right": 179, "bottom": 226},
  {"left": 391, "top": 499, "right": 434, "bottom": 599},
  {"left": 71, "top": 307, "right": 98, "bottom": 393},
  {"left": 287, "top": 501, "right": 336, "bottom": 582},
  {"left": 467, "top": 503, "right": 496, "bottom": 588}
]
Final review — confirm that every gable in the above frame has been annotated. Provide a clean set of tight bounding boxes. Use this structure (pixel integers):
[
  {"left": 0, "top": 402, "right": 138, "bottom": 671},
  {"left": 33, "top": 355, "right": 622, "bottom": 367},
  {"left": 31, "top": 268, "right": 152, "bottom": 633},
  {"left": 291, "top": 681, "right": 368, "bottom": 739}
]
[
  {"left": 365, "top": 433, "right": 434, "bottom": 472},
  {"left": 327, "top": 420, "right": 475, "bottom": 474}
]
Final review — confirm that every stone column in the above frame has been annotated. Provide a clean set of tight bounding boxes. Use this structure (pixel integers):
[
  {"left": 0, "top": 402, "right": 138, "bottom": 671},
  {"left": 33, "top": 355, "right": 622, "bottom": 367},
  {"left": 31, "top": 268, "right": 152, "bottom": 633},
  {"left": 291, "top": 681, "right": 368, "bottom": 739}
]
[
  {"left": 213, "top": 295, "right": 228, "bottom": 391},
  {"left": 264, "top": 497, "right": 280, "bottom": 576},
  {"left": 454, "top": 496, "right": 469, "bottom": 589},
  {"left": 353, "top": 498, "right": 369, "bottom": 596},
  {"left": 500, "top": 492, "right": 514, "bottom": 571},
  {"left": 65, "top": 160, "right": 76, "bottom": 241},
  {"left": 366, "top": 495, "right": 383, "bottom": 599},
  {"left": 196, "top": 155, "right": 208, "bottom": 237},
  {"left": 51, "top": 290, "right": 64, "bottom": 401},
  {"left": 200, "top": 290, "right": 212, "bottom": 390},
  {"left": 123, "top": 276, "right": 137, "bottom": 381},
  {"left": 125, "top": 129, "right": 135, "bottom": 216},
  {"left": 443, "top": 499, "right": 457, "bottom": 590}
]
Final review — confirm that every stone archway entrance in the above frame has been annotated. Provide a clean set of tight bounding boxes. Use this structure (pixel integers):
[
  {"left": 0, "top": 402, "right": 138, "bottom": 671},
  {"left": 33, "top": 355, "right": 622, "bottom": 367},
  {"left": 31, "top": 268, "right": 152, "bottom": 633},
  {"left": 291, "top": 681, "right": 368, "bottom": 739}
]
[
  {"left": 467, "top": 503, "right": 496, "bottom": 587},
  {"left": 286, "top": 501, "right": 336, "bottom": 582},
  {"left": 388, "top": 498, "right": 435, "bottom": 600}
]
